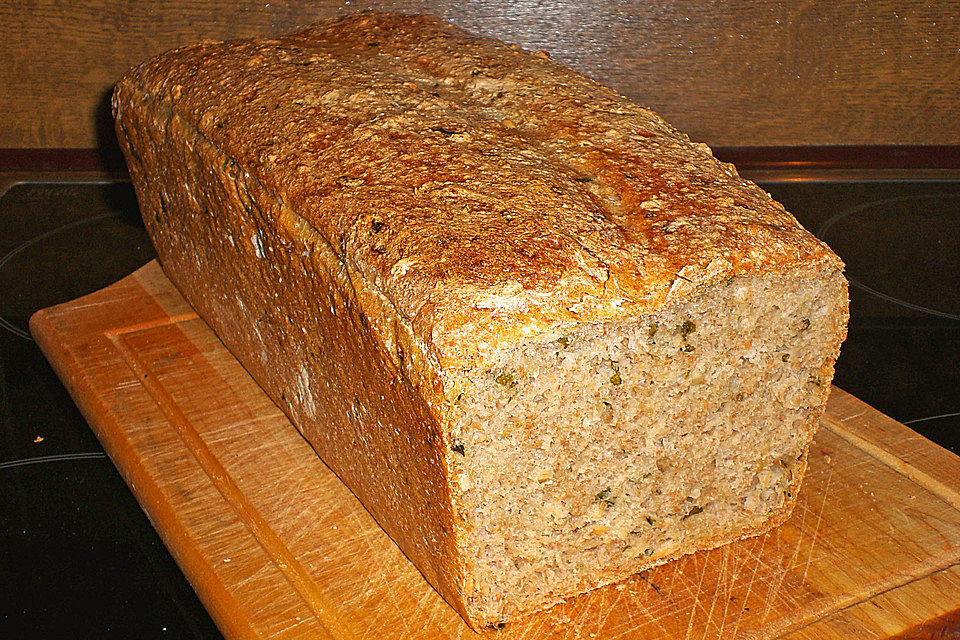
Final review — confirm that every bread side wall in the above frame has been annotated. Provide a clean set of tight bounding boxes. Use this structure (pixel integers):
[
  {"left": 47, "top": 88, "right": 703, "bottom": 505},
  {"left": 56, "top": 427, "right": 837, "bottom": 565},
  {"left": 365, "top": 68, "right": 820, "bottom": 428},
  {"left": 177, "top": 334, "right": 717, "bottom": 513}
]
[{"left": 113, "top": 81, "right": 469, "bottom": 622}]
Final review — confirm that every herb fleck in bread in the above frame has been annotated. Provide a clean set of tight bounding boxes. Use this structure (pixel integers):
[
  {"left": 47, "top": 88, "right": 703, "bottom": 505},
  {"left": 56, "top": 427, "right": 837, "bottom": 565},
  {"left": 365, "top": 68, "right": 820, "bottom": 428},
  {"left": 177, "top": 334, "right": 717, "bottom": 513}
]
[{"left": 113, "top": 12, "right": 849, "bottom": 629}]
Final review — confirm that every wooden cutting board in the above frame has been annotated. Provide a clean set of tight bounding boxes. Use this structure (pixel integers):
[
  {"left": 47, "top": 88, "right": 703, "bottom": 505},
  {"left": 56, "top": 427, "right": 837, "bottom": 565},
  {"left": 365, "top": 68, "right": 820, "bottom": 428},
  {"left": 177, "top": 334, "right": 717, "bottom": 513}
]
[{"left": 30, "top": 260, "right": 960, "bottom": 640}]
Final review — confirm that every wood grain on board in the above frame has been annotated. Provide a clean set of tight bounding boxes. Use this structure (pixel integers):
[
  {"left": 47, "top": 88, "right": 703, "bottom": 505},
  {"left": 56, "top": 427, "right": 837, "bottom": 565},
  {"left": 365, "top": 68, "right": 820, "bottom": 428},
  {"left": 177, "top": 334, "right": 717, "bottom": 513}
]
[
  {"left": 3, "top": 1, "right": 958, "bottom": 150},
  {"left": 30, "top": 260, "right": 960, "bottom": 639}
]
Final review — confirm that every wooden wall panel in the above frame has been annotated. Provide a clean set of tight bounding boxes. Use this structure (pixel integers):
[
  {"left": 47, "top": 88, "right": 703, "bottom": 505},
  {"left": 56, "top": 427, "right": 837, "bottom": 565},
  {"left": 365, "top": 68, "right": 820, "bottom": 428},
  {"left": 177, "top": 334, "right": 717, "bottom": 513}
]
[{"left": 2, "top": 1, "right": 959, "bottom": 150}]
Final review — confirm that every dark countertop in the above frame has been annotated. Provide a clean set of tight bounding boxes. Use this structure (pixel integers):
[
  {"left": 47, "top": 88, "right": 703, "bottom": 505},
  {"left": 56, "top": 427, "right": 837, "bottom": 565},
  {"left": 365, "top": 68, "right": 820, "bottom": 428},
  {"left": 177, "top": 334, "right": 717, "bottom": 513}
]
[{"left": 1, "top": 170, "right": 958, "bottom": 638}]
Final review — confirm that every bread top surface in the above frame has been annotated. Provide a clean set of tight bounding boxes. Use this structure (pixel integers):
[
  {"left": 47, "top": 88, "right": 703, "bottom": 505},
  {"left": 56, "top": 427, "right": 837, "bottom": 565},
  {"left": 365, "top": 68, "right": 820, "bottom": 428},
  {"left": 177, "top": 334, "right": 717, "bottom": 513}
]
[{"left": 117, "top": 11, "right": 843, "bottom": 369}]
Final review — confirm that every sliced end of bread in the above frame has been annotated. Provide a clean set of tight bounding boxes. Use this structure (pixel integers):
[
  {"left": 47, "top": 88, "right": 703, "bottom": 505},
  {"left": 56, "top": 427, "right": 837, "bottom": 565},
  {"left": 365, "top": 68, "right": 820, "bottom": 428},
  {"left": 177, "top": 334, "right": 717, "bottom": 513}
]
[{"left": 445, "top": 267, "right": 848, "bottom": 625}]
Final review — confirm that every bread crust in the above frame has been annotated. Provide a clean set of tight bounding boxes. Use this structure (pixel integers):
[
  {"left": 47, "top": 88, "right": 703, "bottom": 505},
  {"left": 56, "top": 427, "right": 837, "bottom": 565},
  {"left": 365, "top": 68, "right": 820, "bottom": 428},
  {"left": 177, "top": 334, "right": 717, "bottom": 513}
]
[
  {"left": 115, "top": 11, "right": 841, "bottom": 372},
  {"left": 113, "top": 11, "right": 847, "bottom": 629},
  {"left": 114, "top": 84, "right": 470, "bottom": 618}
]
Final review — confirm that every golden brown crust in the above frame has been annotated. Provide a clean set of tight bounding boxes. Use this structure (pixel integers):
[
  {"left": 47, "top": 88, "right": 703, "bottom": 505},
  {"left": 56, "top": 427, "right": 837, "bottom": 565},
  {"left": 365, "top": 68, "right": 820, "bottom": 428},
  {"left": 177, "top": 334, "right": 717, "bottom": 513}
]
[
  {"left": 114, "top": 11, "right": 847, "bottom": 629},
  {"left": 116, "top": 11, "right": 842, "bottom": 371},
  {"left": 113, "top": 76, "right": 470, "bottom": 620}
]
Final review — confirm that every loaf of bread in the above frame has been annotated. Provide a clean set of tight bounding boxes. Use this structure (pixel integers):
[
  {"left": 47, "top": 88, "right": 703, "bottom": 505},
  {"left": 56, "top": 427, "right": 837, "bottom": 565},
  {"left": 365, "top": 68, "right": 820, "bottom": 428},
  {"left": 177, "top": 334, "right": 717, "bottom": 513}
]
[{"left": 113, "top": 12, "right": 848, "bottom": 629}]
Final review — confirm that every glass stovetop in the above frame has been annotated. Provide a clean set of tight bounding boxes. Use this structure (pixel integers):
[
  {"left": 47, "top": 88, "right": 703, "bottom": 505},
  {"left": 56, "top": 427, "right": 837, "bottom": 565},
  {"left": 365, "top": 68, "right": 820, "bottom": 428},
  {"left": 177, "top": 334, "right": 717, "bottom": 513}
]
[{"left": 1, "top": 176, "right": 958, "bottom": 637}]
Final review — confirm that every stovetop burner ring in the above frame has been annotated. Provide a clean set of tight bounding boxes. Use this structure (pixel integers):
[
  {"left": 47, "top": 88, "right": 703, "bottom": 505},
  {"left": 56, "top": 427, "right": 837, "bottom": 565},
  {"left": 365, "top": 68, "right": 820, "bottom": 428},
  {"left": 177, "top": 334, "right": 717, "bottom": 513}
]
[
  {"left": 817, "top": 192, "right": 960, "bottom": 321},
  {"left": 0, "top": 210, "right": 126, "bottom": 340}
]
